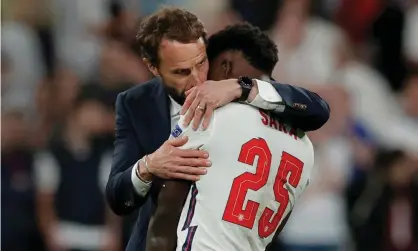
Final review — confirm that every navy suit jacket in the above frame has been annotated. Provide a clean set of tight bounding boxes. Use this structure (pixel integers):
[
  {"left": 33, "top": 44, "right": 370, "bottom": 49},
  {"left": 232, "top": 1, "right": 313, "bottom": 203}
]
[{"left": 106, "top": 77, "right": 330, "bottom": 251}]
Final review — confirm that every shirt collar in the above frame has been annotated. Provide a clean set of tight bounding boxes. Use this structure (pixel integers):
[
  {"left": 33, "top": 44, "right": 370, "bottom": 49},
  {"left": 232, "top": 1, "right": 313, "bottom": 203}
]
[
  {"left": 168, "top": 95, "right": 182, "bottom": 116},
  {"left": 261, "top": 75, "right": 274, "bottom": 82}
]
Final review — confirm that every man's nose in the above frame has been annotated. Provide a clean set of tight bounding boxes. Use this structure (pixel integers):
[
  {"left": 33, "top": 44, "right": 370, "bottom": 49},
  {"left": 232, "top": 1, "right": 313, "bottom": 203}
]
[{"left": 191, "top": 70, "right": 203, "bottom": 86}]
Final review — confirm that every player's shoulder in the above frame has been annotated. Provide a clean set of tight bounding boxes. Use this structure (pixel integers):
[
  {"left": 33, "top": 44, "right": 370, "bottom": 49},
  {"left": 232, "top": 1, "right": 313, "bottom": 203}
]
[
  {"left": 170, "top": 104, "right": 253, "bottom": 145},
  {"left": 298, "top": 132, "right": 314, "bottom": 148},
  {"left": 213, "top": 103, "right": 260, "bottom": 120},
  {"left": 301, "top": 135, "right": 315, "bottom": 162},
  {"left": 216, "top": 102, "right": 258, "bottom": 112},
  {"left": 171, "top": 115, "right": 213, "bottom": 149}
]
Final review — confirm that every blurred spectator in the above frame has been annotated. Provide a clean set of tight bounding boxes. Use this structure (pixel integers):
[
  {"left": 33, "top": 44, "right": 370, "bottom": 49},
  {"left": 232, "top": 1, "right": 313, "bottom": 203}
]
[
  {"left": 332, "top": 40, "right": 418, "bottom": 155},
  {"left": 281, "top": 86, "right": 353, "bottom": 251},
  {"left": 270, "top": 0, "right": 418, "bottom": 156},
  {"left": 403, "top": 1, "right": 418, "bottom": 66},
  {"left": 185, "top": 0, "right": 238, "bottom": 35},
  {"left": 1, "top": 18, "right": 45, "bottom": 117},
  {"left": 94, "top": 3, "right": 152, "bottom": 86},
  {"left": 400, "top": 70, "right": 418, "bottom": 121},
  {"left": 98, "top": 40, "right": 151, "bottom": 87},
  {"left": 53, "top": 0, "right": 109, "bottom": 81},
  {"left": 103, "top": 2, "right": 138, "bottom": 45},
  {"left": 347, "top": 149, "right": 418, "bottom": 251},
  {"left": 1, "top": 111, "right": 45, "bottom": 251},
  {"left": 33, "top": 87, "right": 120, "bottom": 251},
  {"left": 138, "top": 0, "right": 189, "bottom": 16},
  {"left": 349, "top": 122, "right": 377, "bottom": 182},
  {"left": 335, "top": 0, "right": 381, "bottom": 46},
  {"left": 271, "top": 0, "right": 344, "bottom": 86},
  {"left": 229, "top": 0, "right": 282, "bottom": 31},
  {"left": 372, "top": 0, "right": 407, "bottom": 91}
]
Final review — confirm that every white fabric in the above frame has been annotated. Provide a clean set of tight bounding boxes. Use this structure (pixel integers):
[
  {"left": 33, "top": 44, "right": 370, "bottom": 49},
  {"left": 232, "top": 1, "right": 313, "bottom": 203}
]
[
  {"left": 172, "top": 104, "right": 315, "bottom": 251},
  {"left": 250, "top": 80, "right": 284, "bottom": 111}
]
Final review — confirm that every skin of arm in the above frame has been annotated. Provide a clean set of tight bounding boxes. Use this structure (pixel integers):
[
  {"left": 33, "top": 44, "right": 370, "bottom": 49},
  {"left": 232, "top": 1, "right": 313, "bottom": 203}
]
[{"left": 146, "top": 180, "right": 191, "bottom": 251}]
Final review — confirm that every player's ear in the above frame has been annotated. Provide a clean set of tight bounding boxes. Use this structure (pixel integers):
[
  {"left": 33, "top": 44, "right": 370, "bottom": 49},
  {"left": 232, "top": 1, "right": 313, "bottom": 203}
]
[
  {"left": 222, "top": 59, "right": 232, "bottom": 79},
  {"left": 143, "top": 58, "right": 159, "bottom": 76}
]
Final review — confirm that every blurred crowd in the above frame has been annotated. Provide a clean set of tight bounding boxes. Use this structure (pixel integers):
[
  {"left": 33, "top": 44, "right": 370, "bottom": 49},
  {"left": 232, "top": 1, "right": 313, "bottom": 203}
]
[{"left": 2, "top": 0, "right": 418, "bottom": 251}]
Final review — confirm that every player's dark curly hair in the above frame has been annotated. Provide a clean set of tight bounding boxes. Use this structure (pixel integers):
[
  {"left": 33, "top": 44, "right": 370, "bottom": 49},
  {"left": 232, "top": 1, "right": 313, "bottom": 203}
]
[{"left": 207, "top": 23, "right": 278, "bottom": 76}]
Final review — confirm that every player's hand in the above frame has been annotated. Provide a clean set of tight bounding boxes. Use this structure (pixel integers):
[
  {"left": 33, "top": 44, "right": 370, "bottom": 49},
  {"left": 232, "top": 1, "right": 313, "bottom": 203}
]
[
  {"left": 181, "top": 79, "right": 242, "bottom": 130},
  {"left": 146, "top": 136, "right": 211, "bottom": 181}
]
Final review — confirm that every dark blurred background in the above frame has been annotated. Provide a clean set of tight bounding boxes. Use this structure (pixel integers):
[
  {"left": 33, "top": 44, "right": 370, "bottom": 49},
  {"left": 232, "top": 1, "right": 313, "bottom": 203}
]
[{"left": 2, "top": 0, "right": 418, "bottom": 251}]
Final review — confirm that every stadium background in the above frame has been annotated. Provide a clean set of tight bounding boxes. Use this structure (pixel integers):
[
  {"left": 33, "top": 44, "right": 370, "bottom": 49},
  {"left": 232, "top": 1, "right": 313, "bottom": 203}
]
[{"left": 2, "top": 0, "right": 418, "bottom": 251}]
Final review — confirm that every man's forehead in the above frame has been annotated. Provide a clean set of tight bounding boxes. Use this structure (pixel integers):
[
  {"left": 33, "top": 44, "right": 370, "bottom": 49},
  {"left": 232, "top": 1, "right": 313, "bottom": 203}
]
[{"left": 159, "top": 37, "right": 206, "bottom": 68}]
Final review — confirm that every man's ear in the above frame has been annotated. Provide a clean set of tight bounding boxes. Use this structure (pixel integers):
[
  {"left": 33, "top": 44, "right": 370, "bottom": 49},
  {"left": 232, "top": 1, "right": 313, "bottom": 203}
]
[{"left": 143, "top": 58, "right": 159, "bottom": 76}]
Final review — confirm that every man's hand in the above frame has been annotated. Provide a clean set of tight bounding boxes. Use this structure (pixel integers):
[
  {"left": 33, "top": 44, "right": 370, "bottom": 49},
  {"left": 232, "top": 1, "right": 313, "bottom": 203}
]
[
  {"left": 181, "top": 79, "right": 242, "bottom": 130},
  {"left": 141, "top": 136, "right": 211, "bottom": 181},
  {"left": 102, "top": 229, "right": 121, "bottom": 251},
  {"left": 45, "top": 227, "right": 65, "bottom": 251}
]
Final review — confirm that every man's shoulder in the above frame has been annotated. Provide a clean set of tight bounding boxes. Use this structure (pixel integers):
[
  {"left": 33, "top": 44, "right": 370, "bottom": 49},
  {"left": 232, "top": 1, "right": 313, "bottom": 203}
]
[{"left": 119, "top": 77, "right": 162, "bottom": 101}]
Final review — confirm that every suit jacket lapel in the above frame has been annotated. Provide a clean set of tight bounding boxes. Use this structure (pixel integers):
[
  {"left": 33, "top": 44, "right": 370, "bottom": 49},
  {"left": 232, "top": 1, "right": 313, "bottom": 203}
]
[{"left": 148, "top": 78, "right": 171, "bottom": 151}]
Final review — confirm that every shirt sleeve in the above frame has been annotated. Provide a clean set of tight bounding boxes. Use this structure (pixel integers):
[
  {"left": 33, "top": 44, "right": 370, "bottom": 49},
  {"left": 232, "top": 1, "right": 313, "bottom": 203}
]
[
  {"left": 131, "top": 161, "right": 152, "bottom": 197},
  {"left": 249, "top": 79, "right": 285, "bottom": 112}
]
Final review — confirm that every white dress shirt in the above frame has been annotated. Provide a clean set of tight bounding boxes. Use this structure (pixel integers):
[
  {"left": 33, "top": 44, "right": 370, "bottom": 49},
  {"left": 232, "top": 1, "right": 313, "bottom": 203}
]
[{"left": 131, "top": 80, "right": 283, "bottom": 196}]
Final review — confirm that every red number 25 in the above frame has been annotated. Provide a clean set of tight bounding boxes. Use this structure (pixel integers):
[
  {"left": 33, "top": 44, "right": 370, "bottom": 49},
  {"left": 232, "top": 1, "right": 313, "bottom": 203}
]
[{"left": 222, "top": 138, "right": 304, "bottom": 238}]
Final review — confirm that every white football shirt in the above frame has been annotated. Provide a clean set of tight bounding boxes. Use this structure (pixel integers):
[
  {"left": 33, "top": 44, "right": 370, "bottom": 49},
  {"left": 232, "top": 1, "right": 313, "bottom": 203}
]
[{"left": 171, "top": 103, "right": 315, "bottom": 251}]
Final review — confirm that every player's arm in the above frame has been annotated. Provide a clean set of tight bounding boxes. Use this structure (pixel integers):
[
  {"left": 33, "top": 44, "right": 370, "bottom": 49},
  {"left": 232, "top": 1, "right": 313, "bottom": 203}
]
[
  {"left": 147, "top": 180, "right": 191, "bottom": 251},
  {"left": 265, "top": 211, "right": 292, "bottom": 251},
  {"left": 146, "top": 117, "right": 211, "bottom": 251}
]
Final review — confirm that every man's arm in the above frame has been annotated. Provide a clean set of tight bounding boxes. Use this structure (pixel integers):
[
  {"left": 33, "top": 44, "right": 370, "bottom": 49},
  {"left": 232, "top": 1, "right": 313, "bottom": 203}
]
[
  {"left": 105, "top": 93, "right": 149, "bottom": 215},
  {"left": 182, "top": 79, "right": 330, "bottom": 132},
  {"left": 106, "top": 90, "right": 210, "bottom": 216},
  {"left": 249, "top": 80, "right": 331, "bottom": 131}
]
